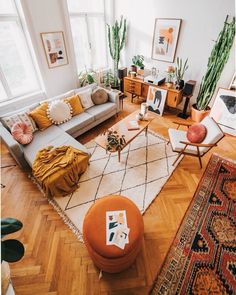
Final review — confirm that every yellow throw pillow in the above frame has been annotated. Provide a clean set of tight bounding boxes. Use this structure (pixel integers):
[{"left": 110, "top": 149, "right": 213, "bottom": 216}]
[
  {"left": 64, "top": 95, "right": 84, "bottom": 116},
  {"left": 28, "top": 103, "right": 52, "bottom": 131}
]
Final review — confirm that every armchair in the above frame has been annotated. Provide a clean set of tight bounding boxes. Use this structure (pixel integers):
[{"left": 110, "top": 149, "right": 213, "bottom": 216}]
[{"left": 168, "top": 116, "right": 224, "bottom": 168}]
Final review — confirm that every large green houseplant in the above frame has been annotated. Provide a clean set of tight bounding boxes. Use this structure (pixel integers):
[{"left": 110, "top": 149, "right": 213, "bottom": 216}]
[
  {"left": 192, "top": 16, "right": 235, "bottom": 122},
  {"left": 107, "top": 16, "right": 127, "bottom": 89}
]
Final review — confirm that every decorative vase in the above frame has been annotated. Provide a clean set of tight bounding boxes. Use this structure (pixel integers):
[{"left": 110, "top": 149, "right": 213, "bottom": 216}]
[
  {"left": 141, "top": 103, "right": 148, "bottom": 116},
  {"left": 191, "top": 104, "right": 211, "bottom": 122},
  {"left": 130, "top": 65, "right": 137, "bottom": 73},
  {"left": 176, "top": 80, "right": 185, "bottom": 90}
]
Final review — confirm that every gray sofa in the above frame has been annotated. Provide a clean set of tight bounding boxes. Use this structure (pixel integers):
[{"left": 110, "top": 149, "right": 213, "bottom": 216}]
[{"left": 0, "top": 84, "right": 119, "bottom": 170}]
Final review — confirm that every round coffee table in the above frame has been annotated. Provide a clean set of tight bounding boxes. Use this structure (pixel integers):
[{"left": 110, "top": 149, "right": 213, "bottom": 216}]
[{"left": 83, "top": 195, "right": 144, "bottom": 273}]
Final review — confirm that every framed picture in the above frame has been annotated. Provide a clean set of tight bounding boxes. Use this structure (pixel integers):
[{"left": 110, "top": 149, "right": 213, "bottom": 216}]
[
  {"left": 41, "top": 31, "right": 68, "bottom": 68},
  {"left": 229, "top": 72, "right": 236, "bottom": 90},
  {"left": 151, "top": 18, "right": 182, "bottom": 63},
  {"left": 210, "top": 88, "right": 236, "bottom": 136},
  {"left": 147, "top": 86, "right": 167, "bottom": 116}
]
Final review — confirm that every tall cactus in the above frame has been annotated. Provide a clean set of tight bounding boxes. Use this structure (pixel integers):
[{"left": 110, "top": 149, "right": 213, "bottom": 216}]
[
  {"left": 107, "top": 16, "right": 127, "bottom": 87},
  {"left": 196, "top": 16, "right": 235, "bottom": 110}
]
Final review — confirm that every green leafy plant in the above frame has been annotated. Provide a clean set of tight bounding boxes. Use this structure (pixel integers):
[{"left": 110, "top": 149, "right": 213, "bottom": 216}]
[
  {"left": 102, "top": 71, "right": 115, "bottom": 87},
  {"left": 1, "top": 218, "right": 25, "bottom": 263},
  {"left": 103, "top": 129, "right": 126, "bottom": 151},
  {"left": 196, "top": 16, "right": 235, "bottom": 111},
  {"left": 79, "top": 68, "right": 95, "bottom": 87},
  {"left": 107, "top": 16, "right": 127, "bottom": 87},
  {"left": 175, "top": 57, "right": 189, "bottom": 84},
  {"left": 132, "top": 55, "right": 144, "bottom": 69}
]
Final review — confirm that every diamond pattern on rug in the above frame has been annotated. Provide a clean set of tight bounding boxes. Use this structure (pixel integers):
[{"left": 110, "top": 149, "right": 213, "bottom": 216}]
[{"left": 50, "top": 131, "right": 181, "bottom": 241}]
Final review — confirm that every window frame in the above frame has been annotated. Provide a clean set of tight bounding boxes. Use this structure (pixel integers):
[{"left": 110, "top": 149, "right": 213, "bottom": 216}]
[
  {"left": 67, "top": 0, "right": 109, "bottom": 73},
  {"left": 0, "top": 1, "right": 43, "bottom": 103}
]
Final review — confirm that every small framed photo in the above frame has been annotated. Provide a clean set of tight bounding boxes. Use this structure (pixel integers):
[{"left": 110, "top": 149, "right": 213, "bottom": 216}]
[
  {"left": 210, "top": 87, "right": 236, "bottom": 136},
  {"left": 147, "top": 86, "right": 167, "bottom": 116},
  {"left": 41, "top": 31, "right": 68, "bottom": 68},
  {"left": 151, "top": 18, "right": 182, "bottom": 63}
]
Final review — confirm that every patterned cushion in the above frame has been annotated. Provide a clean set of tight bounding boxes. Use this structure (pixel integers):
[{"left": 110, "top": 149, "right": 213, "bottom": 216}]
[
  {"left": 187, "top": 123, "right": 207, "bottom": 143},
  {"left": 11, "top": 122, "right": 33, "bottom": 145},
  {"left": 64, "top": 95, "right": 84, "bottom": 116},
  {"left": 91, "top": 88, "right": 108, "bottom": 105},
  {"left": 47, "top": 101, "right": 72, "bottom": 125},
  {"left": 77, "top": 89, "right": 94, "bottom": 109},
  {"left": 1, "top": 112, "right": 38, "bottom": 133},
  {"left": 28, "top": 103, "right": 52, "bottom": 131}
]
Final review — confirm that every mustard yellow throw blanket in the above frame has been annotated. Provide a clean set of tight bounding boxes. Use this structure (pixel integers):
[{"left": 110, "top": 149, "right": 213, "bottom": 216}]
[{"left": 32, "top": 145, "right": 89, "bottom": 198}]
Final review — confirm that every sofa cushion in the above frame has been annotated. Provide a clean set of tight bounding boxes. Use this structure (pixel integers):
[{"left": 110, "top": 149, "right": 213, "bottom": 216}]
[
  {"left": 91, "top": 88, "right": 108, "bottom": 105},
  {"left": 11, "top": 122, "right": 33, "bottom": 145},
  {"left": 28, "top": 103, "right": 52, "bottom": 131},
  {"left": 64, "top": 95, "right": 84, "bottom": 116},
  {"left": 86, "top": 103, "right": 116, "bottom": 120},
  {"left": 23, "top": 125, "right": 88, "bottom": 166},
  {"left": 78, "top": 88, "right": 94, "bottom": 110},
  {"left": 58, "top": 112, "right": 94, "bottom": 135},
  {"left": 47, "top": 101, "right": 72, "bottom": 124}
]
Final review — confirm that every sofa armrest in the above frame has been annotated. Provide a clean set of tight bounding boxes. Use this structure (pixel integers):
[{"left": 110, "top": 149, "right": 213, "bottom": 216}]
[
  {"left": 0, "top": 123, "right": 29, "bottom": 170},
  {"left": 107, "top": 90, "right": 120, "bottom": 112}
]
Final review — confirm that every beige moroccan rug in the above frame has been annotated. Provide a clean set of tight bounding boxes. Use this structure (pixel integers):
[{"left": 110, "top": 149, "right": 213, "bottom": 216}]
[{"left": 46, "top": 131, "right": 181, "bottom": 241}]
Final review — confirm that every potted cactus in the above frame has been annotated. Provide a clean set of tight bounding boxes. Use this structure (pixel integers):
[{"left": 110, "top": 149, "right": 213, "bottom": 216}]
[
  {"left": 1, "top": 218, "right": 25, "bottom": 295},
  {"left": 191, "top": 15, "right": 235, "bottom": 122},
  {"left": 107, "top": 16, "right": 127, "bottom": 89},
  {"left": 175, "top": 57, "right": 189, "bottom": 90}
]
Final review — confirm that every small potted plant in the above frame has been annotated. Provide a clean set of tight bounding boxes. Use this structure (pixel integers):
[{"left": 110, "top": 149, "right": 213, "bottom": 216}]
[
  {"left": 103, "top": 129, "right": 126, "bottom": 152},
  {"left": 175, "top": 57, "right": 189, "bottom": 90},
  {"left": 131, "top": 55, "right": 145, "bottom": 74},
  {"left": 1, "top": 218, "right": 25, "bottom": 295},
  {"left": 166, "top": 66, "right": 175, "bottom": 87},
  {"left": 79, "top": 67, "right": 95, "bottom": 87}
]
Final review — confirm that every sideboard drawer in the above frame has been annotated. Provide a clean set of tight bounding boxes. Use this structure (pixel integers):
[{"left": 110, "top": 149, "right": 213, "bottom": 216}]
[{"left": 166, "top": 91, "right": 183, "bottom": 107}]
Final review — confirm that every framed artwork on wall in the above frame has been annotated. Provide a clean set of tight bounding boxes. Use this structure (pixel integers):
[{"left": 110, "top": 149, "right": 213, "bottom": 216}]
[
  {"left": 41, "top": 31, "right": 68, "bottom": 68},
  {"left": 147, "top": 86, "right": 167, "bottom": 116},
  {"left": 151, "top": 18, "right": 182, "bottom": 63},
  {"left": 229, "top": 72, "right": 236, "bottom": 90},
  {"left": 210, "top": 88, "right": 236, "bottom": 136}
]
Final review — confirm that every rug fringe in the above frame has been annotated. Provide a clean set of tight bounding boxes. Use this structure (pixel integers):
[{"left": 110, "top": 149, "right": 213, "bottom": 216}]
[{"left": 28, "top": 174, "right": 84, "bottom": 242}]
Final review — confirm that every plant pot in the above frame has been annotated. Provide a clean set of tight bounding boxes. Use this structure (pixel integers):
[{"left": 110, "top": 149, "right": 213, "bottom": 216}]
[
  {"left": 111, "top": 84, "right": 120, "bottom": 90},
  {"left": 191, "top": 104, "right": 211, "bottom": 122},
  {"left": 130, "top": 65, "right": 137, "bottom": 73}
]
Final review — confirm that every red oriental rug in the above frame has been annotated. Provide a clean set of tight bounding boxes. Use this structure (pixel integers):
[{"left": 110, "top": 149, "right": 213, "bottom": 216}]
[{"left": 150, "top": 154, "right": 236, "bottom": 295}]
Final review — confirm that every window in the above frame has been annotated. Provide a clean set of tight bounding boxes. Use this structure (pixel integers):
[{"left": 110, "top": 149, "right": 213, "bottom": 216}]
[
  {"left": 0, "top": 0, "right": 41, "bottom": 102},
  {"left": 67, "top": 0, "right": 108, "bottom": 73}
]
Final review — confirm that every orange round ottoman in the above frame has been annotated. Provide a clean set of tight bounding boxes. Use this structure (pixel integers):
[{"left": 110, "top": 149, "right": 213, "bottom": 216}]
[{"left": 83, "top": 195, "right": 144, "bottom": 273}]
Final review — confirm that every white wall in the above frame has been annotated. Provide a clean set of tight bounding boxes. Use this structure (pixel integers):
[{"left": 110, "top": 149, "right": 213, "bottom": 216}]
[
  {"left": 114, "top": 0, "right": 235, "bottom": 105},
  {"left": 21, "top": 0, "right": 78, "bottom": 98}
]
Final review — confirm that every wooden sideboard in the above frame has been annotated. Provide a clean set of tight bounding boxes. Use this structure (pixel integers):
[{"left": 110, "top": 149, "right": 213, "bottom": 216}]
[{"left": 124, "top": 76, "right": 183, "bottom": 108}]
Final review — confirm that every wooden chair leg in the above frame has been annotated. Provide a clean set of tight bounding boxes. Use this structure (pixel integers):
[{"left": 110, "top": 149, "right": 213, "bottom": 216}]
[
  {"left": 197, "top": 147, "right": 202, "bottom": 168},
  {"left": 172, "top": 145, "right": 187, "bottom": 166}
]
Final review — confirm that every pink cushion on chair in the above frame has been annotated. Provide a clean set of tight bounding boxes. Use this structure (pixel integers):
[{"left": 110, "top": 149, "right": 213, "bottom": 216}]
[
  {"left": 187, "top": 123, "right": 207, "bottom": 143},
  {"left": 11, "top": 122, "right": 33, "bottom": 145}
]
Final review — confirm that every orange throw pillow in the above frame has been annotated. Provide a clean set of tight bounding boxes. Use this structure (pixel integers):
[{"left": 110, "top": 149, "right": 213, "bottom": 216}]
[
  {"left": 187, "top": 123, "right": 207, "bottom": 143},
  {"left": 64, "top": 95, "right": 84, "bottom": 116},
  {"left": 28, "top": 103, "right": 52, "bottom": 131}
]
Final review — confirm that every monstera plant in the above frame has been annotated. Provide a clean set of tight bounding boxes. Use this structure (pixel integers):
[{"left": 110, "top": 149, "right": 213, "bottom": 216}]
[{"left": 1, "top": 218, "right": 25, "bottom": 263}]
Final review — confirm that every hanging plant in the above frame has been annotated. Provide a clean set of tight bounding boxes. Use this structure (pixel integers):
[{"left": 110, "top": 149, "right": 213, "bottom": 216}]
[{"left": 195, "top": 16, "right": 235, "bottom": 111}]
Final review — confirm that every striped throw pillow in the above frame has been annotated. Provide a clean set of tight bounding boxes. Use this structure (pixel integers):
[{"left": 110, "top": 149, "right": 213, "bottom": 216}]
[{"left": 1, "top": 112, "right": 38, "bottom": 133}]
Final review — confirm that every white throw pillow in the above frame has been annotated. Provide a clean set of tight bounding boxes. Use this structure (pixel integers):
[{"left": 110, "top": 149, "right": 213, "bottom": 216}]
[
  {"left": 47, "top": 101, "right": 72, "bottom": 125},
  {"left": 76, "top": 88, "right": 94, "bottom": 110}
]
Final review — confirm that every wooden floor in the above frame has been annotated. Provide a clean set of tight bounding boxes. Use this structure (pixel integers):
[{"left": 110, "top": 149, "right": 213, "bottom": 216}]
[{"left": 1, "top": 96, "right": 236, "bottom": 295}]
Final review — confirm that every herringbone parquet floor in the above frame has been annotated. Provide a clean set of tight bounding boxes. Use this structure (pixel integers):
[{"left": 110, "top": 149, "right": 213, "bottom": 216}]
[{"left": 1, "top": 97, "right": 236, "bottom": 295}]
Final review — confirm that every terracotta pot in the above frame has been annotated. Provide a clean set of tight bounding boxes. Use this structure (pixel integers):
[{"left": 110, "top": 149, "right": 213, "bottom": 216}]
[{"left": 191, "top": 104, "right": 211, "bottom": 122}]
